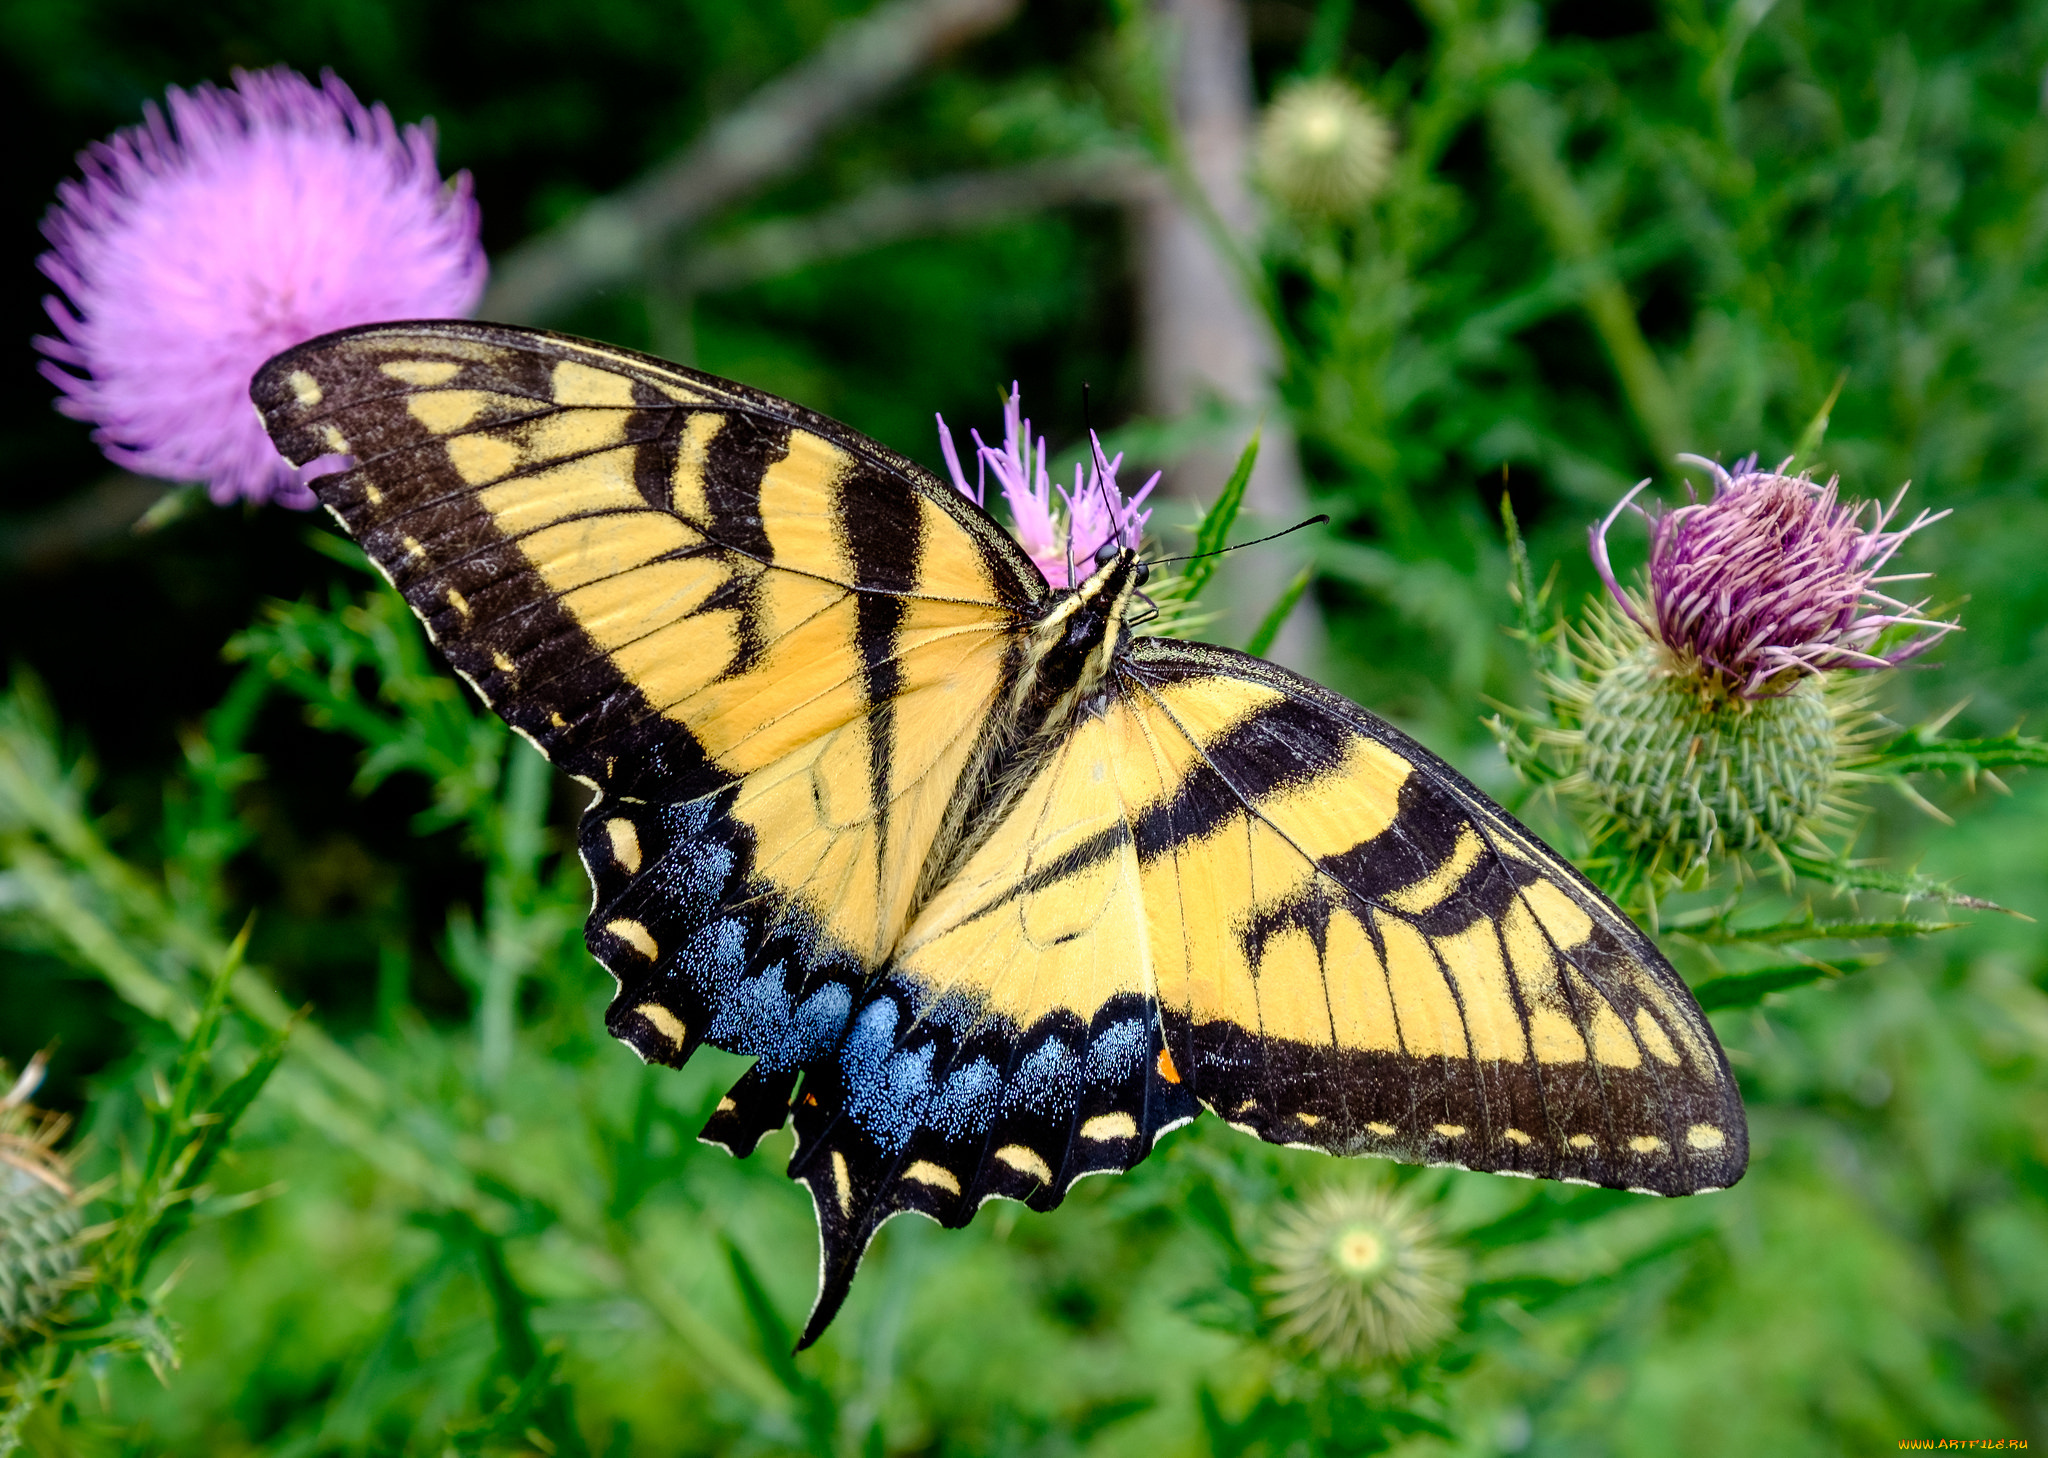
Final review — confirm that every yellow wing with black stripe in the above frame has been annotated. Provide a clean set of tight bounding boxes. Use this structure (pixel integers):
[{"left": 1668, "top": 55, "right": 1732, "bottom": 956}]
[
  {"left": 784, "top": 637, "right": 1746, "bottom": 1339},
  {"left": 253, "top": 320, "right": 1042, "bottom": 1060}
]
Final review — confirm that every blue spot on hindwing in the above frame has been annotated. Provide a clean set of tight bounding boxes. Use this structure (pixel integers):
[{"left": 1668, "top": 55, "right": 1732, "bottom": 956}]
[
  {"left": 842, "top": 998, "right": 938, "bottom": 1153},
  {"left": 790, "top": 982, "right": 852, "bottom": 1063},
  {"left": 706, "top": 966, "right": 790, "bottom": 1053},
  {"left": 706, "top": 963, "right": 848, "bottom": 1067},
  {"left": 1006, "top": 1038, "right": 1080, "bottom": 1118},
  {"left": 639, "top": 800, "right": 734, "bottom": 911},
  {"left": 930, "top": 1058, "right": 1001, "bottom": 1138},
  {"left": 842, "top": 997, "right": 899, "bottom": 1089},
  {"left": 682, "top": 918, "right": 748, "bottom": 995},
  {"left": 1086, "top": 1019, "right": 1146, "bottom": 1084}
]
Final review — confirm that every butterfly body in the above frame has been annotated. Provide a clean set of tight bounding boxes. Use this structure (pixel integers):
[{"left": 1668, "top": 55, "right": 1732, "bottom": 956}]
[
  {"left": 253, "top": 321, "right": 1747, "bottom": 1346},
  {"left": 1019, "top": 548, "right": 1144, "bottom": 711}
]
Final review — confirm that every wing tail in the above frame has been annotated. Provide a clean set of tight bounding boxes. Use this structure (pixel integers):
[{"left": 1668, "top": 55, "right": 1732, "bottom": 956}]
[{"left": 700, "top": 1063, "right": 801, "bottom": 1158}]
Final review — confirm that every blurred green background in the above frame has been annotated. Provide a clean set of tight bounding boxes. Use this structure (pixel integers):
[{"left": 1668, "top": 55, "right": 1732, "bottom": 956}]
[{"left": 1, "top": 0, "right": 2045, "bottom": 1452}]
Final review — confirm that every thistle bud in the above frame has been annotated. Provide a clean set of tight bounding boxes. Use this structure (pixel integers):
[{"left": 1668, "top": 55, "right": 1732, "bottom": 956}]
[
  {"left": 1255, "top": 78, "right": 1395, "bottom": 219},
  {"left": 1561, "top": 456, "right": 1955, "bottom": 873},
  {"left": 1, "top": 1057, "right": 86, "bottom": 1345},
  {"left": 1259, "top": 1180, "right": 1463, "bottom": 1364},
  {"left": 1579, "top": 647, "right": 1836, "bottom": 862}
]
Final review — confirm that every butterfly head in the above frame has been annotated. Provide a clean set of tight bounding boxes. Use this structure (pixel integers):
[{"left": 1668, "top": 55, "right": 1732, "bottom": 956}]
[
  {"left": 1091, "top": 535, "right": 1151, "bottom": 586},
  {"left": 1021, "top": 543, "right": 1149, "bottom": 715},
  {"left": 1072, "top": 541, "right": 1148, "bottom": 628}
]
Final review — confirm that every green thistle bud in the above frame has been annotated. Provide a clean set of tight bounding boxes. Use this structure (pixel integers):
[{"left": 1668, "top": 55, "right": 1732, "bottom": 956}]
[
  {"left": 1579, "top": 641, "right": 1836, "bottom": 865},
  {"left": 1255, "top": 78, "right": 1394, "bottom": 219},
  {"left": 1259, "top": 1180, "right": 1463, "bottom": 1365},
  {"left": 1, "top": 1057, "right": 86, "bottom": 1345}
]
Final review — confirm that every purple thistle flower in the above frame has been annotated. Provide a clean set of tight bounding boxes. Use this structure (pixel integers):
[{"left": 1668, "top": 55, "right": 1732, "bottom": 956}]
[
  {"left": 35, "top": 67, "right": 486, "bottom": 508},
  {"left": 1590, "top": 454, "right": 1956, "bottom": 698},
  {"left": 937, "top": 384, "right": 1157, "bottom": 588}
]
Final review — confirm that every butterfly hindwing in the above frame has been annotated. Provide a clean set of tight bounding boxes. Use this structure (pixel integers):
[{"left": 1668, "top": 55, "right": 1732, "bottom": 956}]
[{"left": 782, "top": 711, "right": 1207, "bottom": 1341}]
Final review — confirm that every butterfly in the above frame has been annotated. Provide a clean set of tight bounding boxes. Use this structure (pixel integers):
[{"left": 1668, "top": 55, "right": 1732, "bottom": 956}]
[{"left": 253, "top": 321, "right": 1747, "bottom": 1346}]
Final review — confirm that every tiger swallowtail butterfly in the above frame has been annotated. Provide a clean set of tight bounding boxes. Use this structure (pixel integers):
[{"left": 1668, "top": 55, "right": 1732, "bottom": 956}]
[{"left": 253, "top": 321, "right": 1747, "bottom": 1346}]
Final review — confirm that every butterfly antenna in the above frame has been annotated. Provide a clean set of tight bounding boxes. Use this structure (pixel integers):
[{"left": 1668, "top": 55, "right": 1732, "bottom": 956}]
[
  {"left": 1147, "top": 514, "right": 1330, "bottom": 568},
  {"left": 1082, "top": 382, "right": 1125, "bottom": 549}
]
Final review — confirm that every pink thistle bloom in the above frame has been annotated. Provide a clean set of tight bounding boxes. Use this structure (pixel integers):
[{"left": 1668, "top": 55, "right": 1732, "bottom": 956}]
[
  {"left": 936, "top": 383, "right": 1157, "bottom": 588},
  {"left": 1591, "top": 454, "right": 1957, "bottom": 698},
  {"left": 35, "top": 67, "right": 486, "bottom": 508}
]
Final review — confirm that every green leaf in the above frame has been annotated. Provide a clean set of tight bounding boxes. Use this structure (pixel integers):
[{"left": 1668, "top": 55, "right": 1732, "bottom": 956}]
[
  {"left": 1499, "top": 492, "right": 1544, "bottom": 645},
  {"left": 1685, "top": 915, "right": 1963, "bottom": 945},
  {"left": 181, "top": 1029, "right": 289, "bottom": 1183},
  {"left": 725, "top": 1241, "right": 839, "bottom": 1453},
  {"left": 1789, "top": 369, "right": 1848, "bottom": 469},
  {"left": 468, "top": 1221, "right": 543, "bottom": 1379},
  {"left": 1457, "top": 1183, "right": 1636, "bottom": 1250},
  {"left": 1784, "top": 853, "right": 2015, "bottom": 914},
  {"left": 1866, "top": 727, "right": 2048, "bottom": 782},
  {"left": 1496, "top": 490, "right": 1576, "bottom": 693},
  {"left": 303, "top": 528, "right": 376, "bottom": 574},
  {"left": 138, "top": 938, "right": 293, "bottom": 1274},
  {"left": 1178, "top": 430, "right": 1259, "bottom": 605},
  {"left": 166, "top": 921, "right": 250, "bottom": 1121},
  {"left": 1244, "top": 564, "right": 1314, "bottom": 657},
  {"left": 1182, "top": 1180, "right": 1247, "bottom": 1262},
  {"left": 725, "top": 1241, "right": 802, "bottom": 1388},
  {"left": 1691, "top": 962, "right": 1870, "bottom": 1011},
  {"left": 1299, "top": 0, "right": 1354, "bottom": 75}
]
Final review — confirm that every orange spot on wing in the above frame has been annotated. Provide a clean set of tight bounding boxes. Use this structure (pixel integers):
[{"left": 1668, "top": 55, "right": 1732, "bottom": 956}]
[{"left": 1156, "top": 1046, "right": 1181, "bottom": 1084}]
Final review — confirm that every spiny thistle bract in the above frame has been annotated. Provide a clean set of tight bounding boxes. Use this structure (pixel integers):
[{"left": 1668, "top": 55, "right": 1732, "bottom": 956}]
[
  {"left": 1581, "top": 641, "right": 1836, "bottom": 859},
  {"left": 1255, "top": 77, "right": 1395, "bottom": 219},
  {"left": 1540, "top": 455, "right": 1953, "bottom": 880},
  {"left": 1, "top": 1058, "right": 87, "bottom": 1346},
  {"left": 1552, "top": 598, "right": 1866, "bottom": 876},
  {"left": 1259, "top": 1180, "right": 1463, "bottom": 1365}
]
